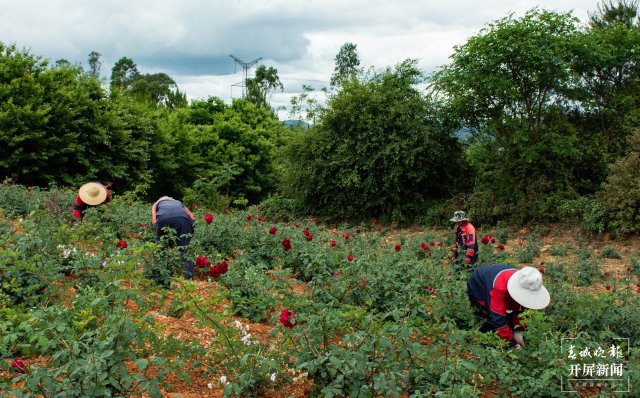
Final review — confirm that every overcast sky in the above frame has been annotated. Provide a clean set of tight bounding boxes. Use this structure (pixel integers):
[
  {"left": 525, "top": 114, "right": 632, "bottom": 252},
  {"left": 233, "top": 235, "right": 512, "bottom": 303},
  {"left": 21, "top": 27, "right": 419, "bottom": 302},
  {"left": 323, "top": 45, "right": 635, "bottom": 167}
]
[{"left": 1, "top": 0, "right": 603, "bottom": 118}]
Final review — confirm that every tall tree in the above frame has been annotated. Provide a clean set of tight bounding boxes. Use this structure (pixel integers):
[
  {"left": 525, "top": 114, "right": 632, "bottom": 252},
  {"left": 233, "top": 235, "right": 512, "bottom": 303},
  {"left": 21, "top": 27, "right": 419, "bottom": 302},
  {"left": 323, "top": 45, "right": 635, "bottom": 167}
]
[
  {"left": 245, "top": 65, "right": 284, "bottom": 110},
  {"left": 330, "top": 42, "right": 361, "bottom": 86},
  {"left": 572, "top": 0, "right": 640, "bottom": 165},
  {"left": 432, "top": 9, "right": 581, "bottom": 222},
  {"left": 129, "top": 72, "right": 187, "bottom": 109},
  {"left": 589, "top": 0, "right": 639, "bottom": 28},
  {"left": 88, "top": 51, "right": 102, "bottom": 77},
  {"left": 110, "top": 57, "right": 139, "bottom": 90}
]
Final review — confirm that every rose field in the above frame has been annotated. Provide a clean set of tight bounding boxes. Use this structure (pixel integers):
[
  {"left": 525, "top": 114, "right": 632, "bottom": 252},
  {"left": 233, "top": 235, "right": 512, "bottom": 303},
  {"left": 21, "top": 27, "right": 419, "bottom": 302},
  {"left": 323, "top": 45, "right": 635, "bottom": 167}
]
[{"left": 1, "top": 183, "right": 639, "bottom": 398}]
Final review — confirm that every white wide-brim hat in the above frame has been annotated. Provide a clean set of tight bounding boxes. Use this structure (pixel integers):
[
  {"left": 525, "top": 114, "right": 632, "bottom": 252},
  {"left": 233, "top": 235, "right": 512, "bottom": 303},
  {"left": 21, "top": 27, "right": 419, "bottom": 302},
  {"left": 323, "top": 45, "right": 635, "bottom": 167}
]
[
  {"left": 79, "top": 182, "right": 107, "bottom": 205},
  {"left": 507, "top": 266, "right": 550, "bottom": 310}
]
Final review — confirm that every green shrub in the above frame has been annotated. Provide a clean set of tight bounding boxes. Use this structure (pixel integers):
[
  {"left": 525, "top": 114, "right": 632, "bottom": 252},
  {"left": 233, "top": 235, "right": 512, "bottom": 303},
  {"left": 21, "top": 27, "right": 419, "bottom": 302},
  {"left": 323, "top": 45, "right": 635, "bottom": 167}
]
[
  {"left": 599, "top": 128, "right": 640, "bottom": 235},
  {"left": 281, "top": 60, "right": 467, "bottom": 222},
  {"left": 599, "top": 245, "right": 621, "bottom": 259}
]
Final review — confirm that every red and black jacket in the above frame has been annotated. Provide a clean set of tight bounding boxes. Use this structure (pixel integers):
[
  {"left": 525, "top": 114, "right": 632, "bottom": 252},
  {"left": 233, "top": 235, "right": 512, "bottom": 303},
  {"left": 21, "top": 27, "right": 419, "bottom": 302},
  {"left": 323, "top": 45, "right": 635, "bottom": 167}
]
[
  {"left": 467, "top": 264, "right": 525, "bottom": 345},
  {"left": 454, "top": 221, "right": 478, "bottom": 263}
]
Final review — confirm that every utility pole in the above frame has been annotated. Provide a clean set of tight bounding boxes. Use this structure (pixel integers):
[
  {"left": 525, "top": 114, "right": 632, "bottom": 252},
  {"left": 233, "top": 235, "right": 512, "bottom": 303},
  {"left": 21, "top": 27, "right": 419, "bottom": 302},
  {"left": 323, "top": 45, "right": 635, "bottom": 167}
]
[{"left": 230, "top": 54, "right": 262, "bottom": 98}]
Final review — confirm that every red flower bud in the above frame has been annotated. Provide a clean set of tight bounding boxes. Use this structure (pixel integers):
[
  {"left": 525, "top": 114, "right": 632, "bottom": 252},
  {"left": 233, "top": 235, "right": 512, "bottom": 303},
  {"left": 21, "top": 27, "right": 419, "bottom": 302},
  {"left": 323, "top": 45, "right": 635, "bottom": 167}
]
[
  {"left": 348, "top": 255, "right": 354, "bottom": 262},
  {"left": 330, "top": 240, "right": 336, "bottom": 247},
  {"left": 279, "top": 309, "right": 295, "bottom": 328},
  {"left": 491, "top": 238, "right": 496, "bottom": 244},
  {"left": 343, "top": 232, "right": 350, "bottom": 239},
  {"left": 204, "top": 213, "right": 213, "bottom": 224},
  {"left": 481, "top": 236, "right": 490, "bottom": 245},
  {"left": 281, "top": 238, "right": 291, "bottom": 251},
  {"left": 247, "top": 215, "right": 253, "bottom": 221},
  {"left": 269, "top": 226, "right": 278, "bottom": 235},
  {"left": 11, "top": 359, "right": 26, "bottom": 373},
  {"left": 497, "top": 244, "right": 505, "bottom": 251},
  {"left": 429, "top": 241, "right": 435, "bottom": 247},
  {"left": 356, "top": 229, "right": 361, "bottom": 234},
  {"left": 605, "top": 285, "right": 611, "bottom": 290},
  {"left": 395, "top": 244, "right": 401, "bottom": 252},
  {"left": 117, "top": 240, "right": 128, "bottom": 249}
]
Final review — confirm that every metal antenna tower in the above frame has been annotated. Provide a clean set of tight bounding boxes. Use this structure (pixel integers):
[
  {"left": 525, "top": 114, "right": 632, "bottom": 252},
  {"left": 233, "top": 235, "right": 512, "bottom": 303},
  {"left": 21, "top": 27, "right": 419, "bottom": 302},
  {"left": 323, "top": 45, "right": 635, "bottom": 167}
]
[{"left": 230, "top": 54, "right": 263, "bottom": 98}]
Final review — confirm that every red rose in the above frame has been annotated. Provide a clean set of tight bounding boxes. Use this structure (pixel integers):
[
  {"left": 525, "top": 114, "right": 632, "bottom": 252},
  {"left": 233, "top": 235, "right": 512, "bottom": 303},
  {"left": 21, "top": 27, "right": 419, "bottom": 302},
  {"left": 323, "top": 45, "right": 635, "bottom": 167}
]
[
  {"left": 420, "top": 242, "right": 428, "bottom": 250},
  {"left": 429, "top": 241, "right": 435, "bottom": 247},
  {"left": 540, "top": 261, "right": 545, "bottom": 265},
  {"left": 209, "top": 265, "right": 221, "bottom": 278},
  {"left": 279, "top": 309, "right": 295, "bottom": 328},
  {"left": 247, "top": 215, "right": 253, "bottom": 221},
  {"left": 281, "top": 238, "right": 291, "bottom": 251},
  {"left": 269, "top": 226, "right": 277, "bottom": 235},
  {"left": 539, "top": 268, "right": 545, "bottom": 274},
  {"left": 107, "top": 181, "right": 113, "bottom": 187},
  {"left": 330, "top": 240, "right": 336, "bottom": 247},
  {"left": 356, "top": 229, "right": 361, "bottom": 234},
  {"left": 395, "top": 244, "right": 401, "bottom": 252},
  {"left": 627, "top": 267, "right": 631, "bottom": 273},
  {"left": 11, "top": 358, "right": 26, "bottom": 373},
  {"left": 347, "top": 255, "right": 354, "bottom": 262},
  {"left": 204, "top": 213, "right": 213, "bottom": 224},
  {"left": 481, "top": 236, "right": 490, "bottom": 245},
  {"left": 497, "top": 244, "right": 505, "bottom": 251},
  {"left": 305, "top": 234, "right": 313, "bottom": 242},
  {"left": 343, "top": 232, "right": 350, "bottom": 239},
  {"left": 605, "top": 285, "right": 611, "bottom": 290},
  {"left": 491, "top": 238, "right": 496, "bottom": 244},
  {"left": 464, "top": 257, "right": 471, "bottom": 264},
  {"left": 117, "top": 240, "right": 127, "bottom": 249},
  {"left": 428, "top": 252, "right": 432, "bottom": 257},
  {"left": 196, "top": 256, "right": 208, "bottom": 268},
  {"left": 302, "top": 228, "right": 310, "bottom": 236}
]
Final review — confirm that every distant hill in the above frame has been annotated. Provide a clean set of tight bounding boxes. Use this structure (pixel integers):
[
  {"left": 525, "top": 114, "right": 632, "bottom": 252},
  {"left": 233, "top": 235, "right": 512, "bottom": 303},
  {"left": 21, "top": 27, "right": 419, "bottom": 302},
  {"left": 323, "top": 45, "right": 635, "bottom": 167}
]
[{"left": 282, "top": 119, "right": 310, "bottom": 129}]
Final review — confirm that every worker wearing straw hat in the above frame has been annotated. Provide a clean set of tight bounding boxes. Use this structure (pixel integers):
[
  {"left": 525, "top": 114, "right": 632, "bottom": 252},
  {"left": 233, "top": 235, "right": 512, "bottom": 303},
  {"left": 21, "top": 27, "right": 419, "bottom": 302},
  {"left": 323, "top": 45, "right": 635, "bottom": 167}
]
[
  {"left": 467, "top": 264, "right": 550, "bottom": 349},
  {"left": 71, "top": 182, "right": 111, "bottom": 220}
]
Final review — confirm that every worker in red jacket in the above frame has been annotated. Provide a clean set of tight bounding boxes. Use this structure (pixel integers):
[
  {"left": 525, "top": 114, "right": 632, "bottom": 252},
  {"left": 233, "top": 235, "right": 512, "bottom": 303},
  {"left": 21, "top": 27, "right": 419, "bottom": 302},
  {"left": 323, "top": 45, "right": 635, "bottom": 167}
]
[
  {"left": 71, "top": 182, "right": 111, "bottom": 220},
  {"left": 467, "top": 264, "right": 550, "bottom": 349},
  {"left": 450, "top": 210, "right": 478, "bottom": 267}
]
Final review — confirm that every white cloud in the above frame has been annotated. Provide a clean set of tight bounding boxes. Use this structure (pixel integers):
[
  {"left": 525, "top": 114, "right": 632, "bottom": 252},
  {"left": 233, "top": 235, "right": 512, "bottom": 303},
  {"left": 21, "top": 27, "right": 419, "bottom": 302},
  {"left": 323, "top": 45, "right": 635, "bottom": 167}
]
[{"left": 0, "top": 0, "right": 602, "bottom": 115}]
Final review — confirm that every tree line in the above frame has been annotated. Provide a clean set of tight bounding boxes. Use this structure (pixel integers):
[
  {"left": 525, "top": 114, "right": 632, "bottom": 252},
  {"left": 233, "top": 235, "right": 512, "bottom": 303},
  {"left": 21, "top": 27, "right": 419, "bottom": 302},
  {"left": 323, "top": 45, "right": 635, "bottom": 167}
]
[{"left": 1, "top": 0, "right": 639, "bottom": 234}]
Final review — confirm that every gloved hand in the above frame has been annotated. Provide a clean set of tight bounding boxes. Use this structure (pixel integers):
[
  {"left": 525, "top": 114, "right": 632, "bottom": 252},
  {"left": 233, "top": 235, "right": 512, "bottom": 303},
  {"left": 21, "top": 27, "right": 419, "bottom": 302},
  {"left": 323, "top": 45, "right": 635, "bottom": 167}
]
[{"left": 514, "top": 331, "right": 525, "bottom": 347}]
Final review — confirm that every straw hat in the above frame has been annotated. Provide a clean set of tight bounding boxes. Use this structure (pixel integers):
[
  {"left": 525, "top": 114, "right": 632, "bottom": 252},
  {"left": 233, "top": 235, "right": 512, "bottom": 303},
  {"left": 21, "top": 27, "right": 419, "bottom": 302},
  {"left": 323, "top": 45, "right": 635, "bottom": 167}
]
[
  {"left": 507, "top": 266, "right": 550, "bottom": 310},
  {"left": 78, "top": 182, "right": 108, "bottom": 206}
]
